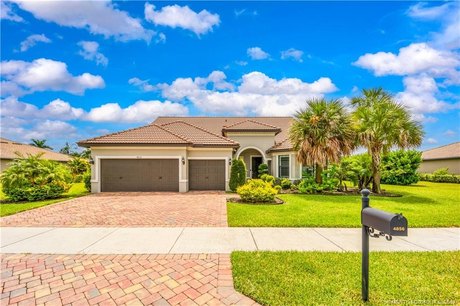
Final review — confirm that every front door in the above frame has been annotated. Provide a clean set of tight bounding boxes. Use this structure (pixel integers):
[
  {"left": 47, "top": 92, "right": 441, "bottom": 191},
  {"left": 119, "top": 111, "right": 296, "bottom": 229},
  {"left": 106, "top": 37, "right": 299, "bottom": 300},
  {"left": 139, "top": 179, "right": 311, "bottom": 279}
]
[{"left": 251, "top": 156, "right": 263, "bottom": 178}]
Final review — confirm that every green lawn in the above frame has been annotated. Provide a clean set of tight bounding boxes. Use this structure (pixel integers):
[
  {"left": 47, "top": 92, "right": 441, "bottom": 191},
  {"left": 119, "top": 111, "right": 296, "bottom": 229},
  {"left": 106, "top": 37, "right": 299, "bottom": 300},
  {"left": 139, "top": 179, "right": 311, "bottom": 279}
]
[
  {"left": 0, "top": 183, "right": 88, "bottom": 217},
  {"left": 232, "top": 251, "right": 460, "bottom": 305},
  {"left": 227, "top": 182, "right": 460, "bottom": 227}
]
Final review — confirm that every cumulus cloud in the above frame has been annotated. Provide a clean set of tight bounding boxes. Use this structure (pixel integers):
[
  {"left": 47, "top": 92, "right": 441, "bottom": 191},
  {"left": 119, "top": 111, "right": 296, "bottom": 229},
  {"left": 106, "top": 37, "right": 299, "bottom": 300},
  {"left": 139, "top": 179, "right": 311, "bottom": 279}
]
[
  {"left": 156, "top": 71, "right": 337, "bottom": 116},
  {"left": 78, "top": 41, "right": 108, "bottom": 66},
  {"left": 353, "top": 43, "right": 460, "bottom": 83},
  {"left": 11, "top": 0, "right": 154, "bottom": 42},
  {"left": 247, "top": 47, "right": 269, "bottom": 60},
  {"left": 281, "top": 48, "right": 304, "bottom": 62},
  {"left": 19, "top": 34, "right": 51, "bottom": 52},
  {"left": 0, "top": 97, "right": 84, "bottom": 120},
  {"left": 84, "top": 100, "right": 188, "bottom": 123},
  {"left": 0, "top": 58, "right": 105, "bottom": 96},
  {"left": 144, "top": 3, "right": 220, "bottom": 35},
  {"left": 1, "top": 1, "right": 23, "bottom": 22}
]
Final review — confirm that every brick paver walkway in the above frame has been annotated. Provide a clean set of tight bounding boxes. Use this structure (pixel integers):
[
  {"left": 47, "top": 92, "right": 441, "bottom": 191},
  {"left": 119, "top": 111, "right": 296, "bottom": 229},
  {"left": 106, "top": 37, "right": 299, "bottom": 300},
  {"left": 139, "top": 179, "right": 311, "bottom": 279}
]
[
  {"left": 0, "top": 193, "right": 227, "bottom": 227},
  {"left": 0, "top": 254, "right": 258, "bottom": 306}
]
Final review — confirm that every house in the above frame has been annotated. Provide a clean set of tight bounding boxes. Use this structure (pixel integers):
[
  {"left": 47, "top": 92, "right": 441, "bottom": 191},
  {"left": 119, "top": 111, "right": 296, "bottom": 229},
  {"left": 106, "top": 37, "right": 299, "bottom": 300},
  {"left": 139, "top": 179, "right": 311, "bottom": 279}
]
[
  {"left": 78, "top": 117, "right": 303, "bottom": 193},
  {"left": 419, "top": 142, "right": 460, "bottom": 174},
  {"left": 0, "top": 138, "right": 71, "bottom": 172}
]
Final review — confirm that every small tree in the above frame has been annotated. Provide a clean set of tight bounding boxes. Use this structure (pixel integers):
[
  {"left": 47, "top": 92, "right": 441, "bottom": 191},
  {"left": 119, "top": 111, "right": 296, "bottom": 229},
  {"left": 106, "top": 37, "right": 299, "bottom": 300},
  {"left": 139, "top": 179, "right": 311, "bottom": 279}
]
[
  {"left": 30, "top": 139, "right": 52, "bottom": 150},
  {"left": 229, "top": 159, "right": 247, "bottom": 192},
  {"left": 258, "top": 163, "right": 269, "bottom": 177},
  {"left": 341, "top": 154, "right": 373, "bottom": 190},
  {"left": 68, "top": 157, "right": 90, "bottom": 182}
]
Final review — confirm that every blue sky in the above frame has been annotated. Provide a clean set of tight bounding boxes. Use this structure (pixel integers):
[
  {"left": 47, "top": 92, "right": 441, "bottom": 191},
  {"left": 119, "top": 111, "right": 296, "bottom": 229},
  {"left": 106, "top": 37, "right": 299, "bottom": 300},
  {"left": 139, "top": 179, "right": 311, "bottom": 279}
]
[{"left": 1, "top": 1, "right": 459, "bottom": 151}]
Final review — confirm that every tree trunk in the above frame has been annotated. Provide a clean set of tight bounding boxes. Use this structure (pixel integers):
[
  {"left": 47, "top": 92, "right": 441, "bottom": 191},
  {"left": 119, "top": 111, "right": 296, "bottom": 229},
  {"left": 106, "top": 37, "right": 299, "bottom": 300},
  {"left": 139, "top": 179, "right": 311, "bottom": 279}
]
[
  {"left": 315, "top": 164, "right": 323, "bottom": 184},
  {"left": 371, "top": 148, "right": 382, "bottom": 194}
]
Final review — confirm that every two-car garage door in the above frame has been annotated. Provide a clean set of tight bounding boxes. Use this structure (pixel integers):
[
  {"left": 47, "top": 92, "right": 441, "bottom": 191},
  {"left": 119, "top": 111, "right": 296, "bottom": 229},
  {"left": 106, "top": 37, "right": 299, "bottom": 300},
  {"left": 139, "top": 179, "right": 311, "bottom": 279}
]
[
  {"left": 101, "top": 159, "right": 179, "bottom": 192},
  {"left": 100, "top": 158, "right": 226, "bottom": 192}
]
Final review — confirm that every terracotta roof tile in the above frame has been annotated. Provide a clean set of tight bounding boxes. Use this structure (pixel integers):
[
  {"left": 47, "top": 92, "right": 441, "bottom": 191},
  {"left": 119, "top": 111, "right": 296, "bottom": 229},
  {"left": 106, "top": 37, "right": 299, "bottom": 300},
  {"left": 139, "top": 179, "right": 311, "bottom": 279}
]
[
  {"left": 78, "top": 124, "right": 190, "bottom": 146},
  {"left": 222, "top": 119, "right": 281, "bottom": 134},
  {"left": 422, "top": 142, "right": 460, "bottom": 160},
  {"left": 266, "top": 138, "right": 293, "bottom": 152},
  {"left": 0, "top": 138, "right": 71, "bottom": 161},
  {"left": 160, "top": 121, "right": 239, "bottom": 147}
]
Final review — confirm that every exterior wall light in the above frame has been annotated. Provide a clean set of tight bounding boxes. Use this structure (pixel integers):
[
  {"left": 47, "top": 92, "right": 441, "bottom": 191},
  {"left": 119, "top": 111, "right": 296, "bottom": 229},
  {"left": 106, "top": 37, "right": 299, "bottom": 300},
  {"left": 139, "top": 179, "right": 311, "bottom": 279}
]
[
  {"left": 89, "top": 156, "right": 94, "bottom": 165},
  {"left": 181, "top": 157, "right": 185, "bottom": 165}
]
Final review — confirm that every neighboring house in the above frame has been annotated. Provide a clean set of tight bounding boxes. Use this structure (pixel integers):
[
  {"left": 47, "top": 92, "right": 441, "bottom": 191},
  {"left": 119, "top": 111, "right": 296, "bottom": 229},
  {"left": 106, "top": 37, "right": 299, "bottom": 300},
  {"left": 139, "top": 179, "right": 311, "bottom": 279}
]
[
  {"left": 0, "top": 138, "right": 71, "bottom": 172},
  {"left": 78, "top": 117, "right": 303, "bottom": 193},
  {"left": 419, "top": 142, "right": 460, "bottom": 174}
]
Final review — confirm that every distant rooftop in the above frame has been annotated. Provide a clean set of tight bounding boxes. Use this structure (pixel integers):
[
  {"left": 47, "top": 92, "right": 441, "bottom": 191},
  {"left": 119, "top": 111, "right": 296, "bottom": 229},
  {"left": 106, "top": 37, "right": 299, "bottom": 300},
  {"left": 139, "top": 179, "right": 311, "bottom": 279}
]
[
  {"left": 0, "top": 138, "right": 71, "bottom": 162},
  {"left": 422, "top": 142, "right": 460, "bottom": 160}
]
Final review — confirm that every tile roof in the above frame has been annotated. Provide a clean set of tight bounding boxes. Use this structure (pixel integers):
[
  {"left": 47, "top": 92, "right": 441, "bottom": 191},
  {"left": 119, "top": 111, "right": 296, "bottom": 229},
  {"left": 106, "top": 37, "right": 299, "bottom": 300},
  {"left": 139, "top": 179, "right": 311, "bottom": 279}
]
[
  {"left": 159, "top": 121, "right": 239, "bottom": 147},
  {"left": 154, "top": 116, "right": 293, "bottom": 143},
  {"left": 266, "top": 138, "right": 293, "bottom": 152},
  {"left": 0, "top": 138, "right": 71, "bottom": 161},
  {"left": 222, "top": 119, "right": 281, "bottom": 134},
  {"left": 78, "top": 124, "right": 190, "bottom": 146},
  {"left": 422, "top": 142, "right": 460, "bottom": 160}
]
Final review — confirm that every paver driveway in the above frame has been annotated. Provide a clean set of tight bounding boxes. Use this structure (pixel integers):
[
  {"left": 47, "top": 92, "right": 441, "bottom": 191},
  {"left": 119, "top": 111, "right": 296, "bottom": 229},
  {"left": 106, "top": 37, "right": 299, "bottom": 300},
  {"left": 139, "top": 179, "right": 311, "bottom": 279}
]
[
  {"left": 1, "top": 253, "right": 258, "bottom": 306},
  {"left": 0, "top": 193, "right": 227, "bottom": 227}
]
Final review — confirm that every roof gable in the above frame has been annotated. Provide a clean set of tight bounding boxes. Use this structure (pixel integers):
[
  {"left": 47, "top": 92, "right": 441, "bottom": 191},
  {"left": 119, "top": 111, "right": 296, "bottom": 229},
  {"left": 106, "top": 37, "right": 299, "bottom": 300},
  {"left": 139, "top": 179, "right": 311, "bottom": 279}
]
[{"left": 222, "top": 119, "right": 281, "bottom": 134}]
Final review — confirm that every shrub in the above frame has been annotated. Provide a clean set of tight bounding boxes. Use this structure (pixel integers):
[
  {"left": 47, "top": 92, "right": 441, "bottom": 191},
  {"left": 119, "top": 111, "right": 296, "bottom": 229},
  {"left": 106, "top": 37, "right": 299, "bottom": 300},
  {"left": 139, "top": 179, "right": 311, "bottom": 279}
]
[
  {"left": 340, "top": 154, "right": 372, "bottom": 190},
  {"left": 1, "top": 154, "right": 71, "bottom": 201},
  {"left": 297, "top": 166, "right": 339, "bottom": 194},
  {"left": 419, "top": 173, "right": 460, "bottom": 184},
  {"left": 433, "top": 168, "right": 450, "bottom": 176},
  {"left": 280, "top": 178, "right": 292, "bottom": 190},
  {"left": 381, "top": 150, "right": 421, "bottom": 185},
  {"left": 237, "top": 179, "right": 278, "bottom": 203},
  {"left": 260, "top": 174, "right": 275, "bottom": 186},
  {"left": 298, "top": 176, "right": 323, "bottom": 194},
  {"left": 274, "top": 185, "right": 282, "bottom": 193},
  {"left": 68, "top": 157, "right": 90, "bottom": 183},
  {"left": 229, "top": 159, "right": 247, "bottom": 192},
  {"left": 83, "top": 171, "right": 92, "bottom": 192},
  {"left": 258, "top": 163, "right": 269, "bottom": 177}
]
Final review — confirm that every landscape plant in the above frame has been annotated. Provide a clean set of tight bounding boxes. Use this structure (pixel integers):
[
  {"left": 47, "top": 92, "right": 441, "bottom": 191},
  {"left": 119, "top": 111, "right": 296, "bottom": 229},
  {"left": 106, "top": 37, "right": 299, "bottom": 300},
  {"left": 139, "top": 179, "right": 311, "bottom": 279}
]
[
  {"left": 419, "top": 168, "right": 460, "bottom": 183},
  {"left": 68, "top": 156, "right": 90, "bottom": 182},
  {"left": 260, "top": 174, "right": 275, "bottom": 186},
  {"left": 83, "top": 171, "right": 92, "bottom": 192},
  {"left": 1, "top": 153, "right": 71, "bottom": 201},
  {"left": 340, "top": 154, "right": 373, "bottom": 190},
  {"left": 280, "top": 178, "right": 292, "bottom": 190},
  {"left": 237, "top": 179, "right": 278, "bottom": 203},
  {"left": 258, "top": 163, "right": 269, "bottom": 177},
  {"left": 230, "top": 159, "right": 247, "bottom": 192},
  {"left": 381, "top": 150, "right": 421, "bottom": 185},
  {"left": 289, "top": 98, "right": 355, "bottom": 184},
  {"left": 352, "top": 88, "right": 423, "bottom": 193}
]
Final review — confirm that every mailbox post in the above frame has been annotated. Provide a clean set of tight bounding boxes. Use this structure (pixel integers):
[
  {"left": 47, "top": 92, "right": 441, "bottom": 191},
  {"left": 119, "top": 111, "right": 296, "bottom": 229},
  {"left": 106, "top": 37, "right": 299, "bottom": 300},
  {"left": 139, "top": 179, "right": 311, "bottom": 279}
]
[{"left": 360, "top": 189, "right": 408, "bottom": 302}]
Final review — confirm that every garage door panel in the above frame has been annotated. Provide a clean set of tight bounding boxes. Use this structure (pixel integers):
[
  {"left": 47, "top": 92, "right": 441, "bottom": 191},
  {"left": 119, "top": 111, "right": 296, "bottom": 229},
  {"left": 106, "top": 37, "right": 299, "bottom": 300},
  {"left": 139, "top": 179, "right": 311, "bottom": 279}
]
[
  {"left": 189, "top": 160, "right": 225, "bottom": 191},
  {"left": 101, "top": 159, "right": 178, "bottom": 192}
]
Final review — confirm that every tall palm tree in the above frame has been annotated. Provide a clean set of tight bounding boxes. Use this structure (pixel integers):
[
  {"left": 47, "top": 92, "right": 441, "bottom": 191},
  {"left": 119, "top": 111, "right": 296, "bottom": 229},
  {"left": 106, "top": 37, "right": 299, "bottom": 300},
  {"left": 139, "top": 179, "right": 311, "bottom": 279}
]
[
  {"left": 352, "top": 88, "right": 423, "bottom": 193},
  {"left": 289, "top": 98, "right": 355, "bottom": 184},
  {"left": 30, "top": 139, "right": 52, "bottom": 150}
]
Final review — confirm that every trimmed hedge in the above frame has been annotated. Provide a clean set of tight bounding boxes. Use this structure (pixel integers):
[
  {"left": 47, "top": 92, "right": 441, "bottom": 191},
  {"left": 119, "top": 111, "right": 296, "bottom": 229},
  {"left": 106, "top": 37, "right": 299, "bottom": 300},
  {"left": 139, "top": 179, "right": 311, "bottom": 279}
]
[
  {"left": 229, "top": 159, "right": 247, "bottom": 192},
  {"left": 237, "top": 179, "right": 278, "bottom": 203},
  {"left": 419, "top": 173, "right": 460, "bottom": 183}
]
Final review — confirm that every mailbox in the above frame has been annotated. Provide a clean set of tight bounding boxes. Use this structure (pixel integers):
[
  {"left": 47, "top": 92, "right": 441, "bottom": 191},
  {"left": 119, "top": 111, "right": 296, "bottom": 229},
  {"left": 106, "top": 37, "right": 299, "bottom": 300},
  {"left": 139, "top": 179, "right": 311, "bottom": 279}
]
[{"left": 361, "top": 207, "right": 408, "bottom": 237}]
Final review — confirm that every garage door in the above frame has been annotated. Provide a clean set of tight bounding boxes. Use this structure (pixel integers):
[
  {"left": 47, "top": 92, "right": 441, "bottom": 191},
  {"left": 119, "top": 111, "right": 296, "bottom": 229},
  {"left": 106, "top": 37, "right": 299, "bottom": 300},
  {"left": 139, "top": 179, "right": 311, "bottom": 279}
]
[
  {"left": 189, "top": 160, "right": 225, "bottom": 190},
  {"left": 101, "top": 159, "right": 179, "bottom": 192}
]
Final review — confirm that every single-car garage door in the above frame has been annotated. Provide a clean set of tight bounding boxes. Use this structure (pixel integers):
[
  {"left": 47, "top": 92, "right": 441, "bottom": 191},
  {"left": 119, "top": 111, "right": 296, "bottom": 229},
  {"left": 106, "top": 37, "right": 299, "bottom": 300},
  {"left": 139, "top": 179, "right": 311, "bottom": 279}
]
[
  {"left": 101, "top": 159, "right": 179, "bottom": 192},
  {"left": 189, "top": 160, "right": 225, "bottom": 190}
]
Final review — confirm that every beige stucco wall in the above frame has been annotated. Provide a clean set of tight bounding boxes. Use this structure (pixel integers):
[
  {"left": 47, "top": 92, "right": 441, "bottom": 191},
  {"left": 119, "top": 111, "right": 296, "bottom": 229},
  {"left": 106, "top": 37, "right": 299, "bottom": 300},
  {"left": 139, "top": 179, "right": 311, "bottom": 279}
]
[
  {"left": 270, "top": 151, "right": 302, "bottom": 180},
  {"left": 0, "top": 159, "right": 12, "bottom": 172},
  {"left": 419, "top": 159, "right": 460, "bottom": 174},
  {"left": 90, "top": 146, "right": 233, "bottom": 192},
  {"left": 229, "top": 133, "right": 276, "bottom": 160}
]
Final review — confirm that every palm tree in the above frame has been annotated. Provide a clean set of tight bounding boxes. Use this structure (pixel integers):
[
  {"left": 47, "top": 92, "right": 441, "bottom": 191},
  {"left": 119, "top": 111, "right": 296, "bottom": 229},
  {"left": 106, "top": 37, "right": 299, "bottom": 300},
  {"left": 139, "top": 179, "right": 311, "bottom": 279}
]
[
  {"left": 30, "top": 139, "right": 52, "bottom": 150},
  {"left": 351, "top": 88, "right": 423, "bottom": 193},
  {"left": 289, "top": 98, "right": 355, "bottom": 184}
]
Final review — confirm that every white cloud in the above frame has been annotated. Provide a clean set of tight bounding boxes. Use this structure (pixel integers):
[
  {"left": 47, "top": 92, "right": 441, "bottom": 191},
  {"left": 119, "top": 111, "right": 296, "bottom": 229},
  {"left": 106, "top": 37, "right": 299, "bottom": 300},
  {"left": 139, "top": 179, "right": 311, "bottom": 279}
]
[
  {"left": 157, "top": 71, "right": 337, "bottom": 116},
  {"left": 0, "top": 97, "right": 84, "bottom": 120},
  {"left": 85, "top": 100, "right": 188, "bottom": 123},
  {"left": 0, "top": 58, "right": 105, "bottom": 96},
  {"left": 426, "top": 138, "right": 438, "bottom": 144},
  {"left": 156, "top": 33, "right": 166, "bottom": 44},
  {"left": 408, "top": 2, "right": 460, "bottom": 50},
  {"left": 1, "top": 1, "right": 23, "bottom": 22},
  {"left": 144, "top": 3, "right": 219, "bottom": 35},
  {"left": 12, "top": 0, "right": 154, "bottom": 42},
  {"left": 78, "top": 41, "right": 108, "bottom": 66},
  {"left": 353, "top": 43, "right": 460, "bottom": 83},
  {"left": 235, "top": 60, "right": 248, "bottom": 66},
  {"left": 128, "top": 77, "right": 157, "bottom": 92},
  {"left": 247, "top": 47, "right": 269, "bottom": 60},
  {"left": 19, "top": 34, "right": 51, "bottom": 52},
  {"left": 281, "top": 48, "right": 304, "bottom": 62},
  {"left": 443, "top": 130, "right": 457, "bottom": 137}
]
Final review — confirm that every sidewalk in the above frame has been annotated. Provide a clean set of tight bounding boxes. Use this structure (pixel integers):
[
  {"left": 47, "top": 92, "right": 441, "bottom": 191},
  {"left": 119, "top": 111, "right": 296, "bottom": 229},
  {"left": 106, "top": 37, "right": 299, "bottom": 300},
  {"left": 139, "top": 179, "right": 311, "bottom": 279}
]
[{"left": 1, "top": 227, "right": 459, "bottom": 254}]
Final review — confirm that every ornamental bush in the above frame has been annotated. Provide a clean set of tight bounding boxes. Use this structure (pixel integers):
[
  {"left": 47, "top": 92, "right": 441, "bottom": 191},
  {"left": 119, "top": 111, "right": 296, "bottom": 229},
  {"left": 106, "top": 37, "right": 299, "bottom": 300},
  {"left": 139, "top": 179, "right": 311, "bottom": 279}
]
[
  {"left": 1, "top": 154, "right": 71, "bottom": 201},
  {"left": 419, "top": 170, "right": 460, "bottom": 184},
  {"left": 83, "top": 171, "right": 92, "bottom": 192},
  {"left": 229, "top": 159, "right": 247, "bottom": 192},
  {"left": 260, "top": 174, "right": 275, "bottom": 186},
  {"left": 237, "top": 179, "right": 278, "bottom": 203},
  {"left": 258, "top": 163, "right": 269, "bottom": 177},
  {"left": 280, "top": 178, "right": 292, "bottom": 190},
  {"left": 68, "top": 157, "right": 90, "bottom": 183},
  {"left": 381, "top": 150, "right": 421, "bottom": 185}
]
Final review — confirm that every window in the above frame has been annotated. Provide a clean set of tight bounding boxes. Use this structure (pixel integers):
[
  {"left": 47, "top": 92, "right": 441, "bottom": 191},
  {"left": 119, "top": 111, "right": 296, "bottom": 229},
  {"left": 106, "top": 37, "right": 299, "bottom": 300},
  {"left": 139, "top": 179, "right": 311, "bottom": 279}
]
[{"left": 278, "top": 155, "right": 290, "bottom": 178}]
